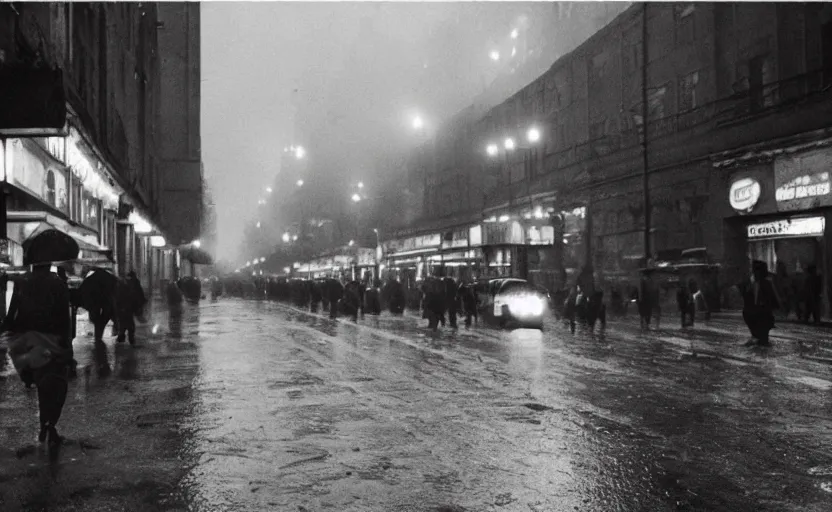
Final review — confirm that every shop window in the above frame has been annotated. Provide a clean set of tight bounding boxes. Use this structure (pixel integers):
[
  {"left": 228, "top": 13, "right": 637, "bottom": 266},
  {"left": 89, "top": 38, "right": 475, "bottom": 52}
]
[
  {"left": 647, "top": 84, "right": 670, "bottom": 121},
  {"left": 674, "top": 4, "right": 696, "bottom": 45},
  {"left": 45, "top": 170, "right": 56, "bottom": 207},
  {"left": 679, "top": 71, "right": 700, "bottom": 112}
]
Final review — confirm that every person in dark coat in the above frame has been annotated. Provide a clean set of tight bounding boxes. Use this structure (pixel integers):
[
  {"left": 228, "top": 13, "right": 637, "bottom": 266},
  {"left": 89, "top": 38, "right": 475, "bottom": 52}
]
[
  {"left": 802, "top": 264, "right": 823, "bottom": 324},
  {"left": 321, "top": 278, "right": 345, "bottom": 319},
  {"left": 114, "top": 271, "right": 145, "bottom": 345},
  {"left": 308, "top": 280, "right": 323, "bottom": 313},
  {"left": 443, "top": 277, "right": 459, "bottom": 328},
  {"left": 342, "top": 281, "right": 363, "bottom": 321},
  {"left": 638, "top": 270, "right": 660, "bottom": 329},
  {"left": 676, "top": 279, "right": 694, "bottom": 327},
  {"left": 80, "top": 269, "right": 118, "bottom": 342},
  {"left": 364, "top": 279, "right": 382, "bottom": 315},
  {"left": 385, "top": 279, "right": 406, "bottom": 315},
  {"left": 742, "top": 260, "right": 780, "bottom": 347},
  {"left": 2, "top": 264, "right": 73, "bottom": 450},
  {"left": 458, "top": 282, "right": 478, "bottom": 328},
  {"left": 422, "top": 277, "right": 447, "bottom": 330}
]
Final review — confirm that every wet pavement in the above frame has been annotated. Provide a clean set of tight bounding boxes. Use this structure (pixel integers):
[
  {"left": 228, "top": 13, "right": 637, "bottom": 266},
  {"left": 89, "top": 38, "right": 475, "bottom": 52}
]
[{"left": 1, "top": 298, "right": 831, "bottom": 511}]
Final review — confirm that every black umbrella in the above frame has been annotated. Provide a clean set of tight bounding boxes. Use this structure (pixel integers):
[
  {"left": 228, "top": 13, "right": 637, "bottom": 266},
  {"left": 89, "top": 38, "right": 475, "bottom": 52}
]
[
  {"left": 179, "top": 246, "right": 213, "bottom": 265},
  {"left": 77, "top": 268, "right": 118, "bottom": 311},
  {"left": 23, "top": 228, "right": 80, "bottom": 265}
]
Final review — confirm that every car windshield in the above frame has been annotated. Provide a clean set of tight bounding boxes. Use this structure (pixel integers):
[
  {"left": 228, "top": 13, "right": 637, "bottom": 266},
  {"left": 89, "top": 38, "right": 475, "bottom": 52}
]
[{"left": 499, "top": 280, "right": 536, "bottom": 295}]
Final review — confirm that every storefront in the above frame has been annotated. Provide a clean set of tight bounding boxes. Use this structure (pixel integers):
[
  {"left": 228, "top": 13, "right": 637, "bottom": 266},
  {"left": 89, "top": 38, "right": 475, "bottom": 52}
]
[{"left": 723, "top": 145, "right": 832, "bottom": 319}]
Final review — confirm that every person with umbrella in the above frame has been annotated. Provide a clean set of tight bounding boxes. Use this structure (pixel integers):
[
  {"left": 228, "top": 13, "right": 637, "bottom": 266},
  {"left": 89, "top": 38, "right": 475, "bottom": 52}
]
[
  {"left": 79, "top": 267, "right": 118, "bottom": 343},
  {"left": 1, "top": 228, "right": 78, "bottom": 453}
]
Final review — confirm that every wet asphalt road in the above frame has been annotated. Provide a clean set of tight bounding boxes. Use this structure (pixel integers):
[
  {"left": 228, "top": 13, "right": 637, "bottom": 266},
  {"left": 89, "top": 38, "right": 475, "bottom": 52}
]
[{"left": 1, "top": 298, "right": 832, "bottom": 512}]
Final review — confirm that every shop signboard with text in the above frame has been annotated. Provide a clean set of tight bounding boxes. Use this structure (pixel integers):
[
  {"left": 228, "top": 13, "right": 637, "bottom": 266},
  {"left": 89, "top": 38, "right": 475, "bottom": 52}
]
[
  {"left": 775, "top": 149, "right": 832, "bottom": 212},
  {"left": 747, "top": 216, "right": 825, "bottom": 239}
]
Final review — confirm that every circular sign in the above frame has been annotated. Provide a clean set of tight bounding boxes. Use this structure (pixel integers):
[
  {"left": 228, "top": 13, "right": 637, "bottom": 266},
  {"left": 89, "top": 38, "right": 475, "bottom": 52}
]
[{"left": 729, "top": 177, "right": 761, "bottom": 212}]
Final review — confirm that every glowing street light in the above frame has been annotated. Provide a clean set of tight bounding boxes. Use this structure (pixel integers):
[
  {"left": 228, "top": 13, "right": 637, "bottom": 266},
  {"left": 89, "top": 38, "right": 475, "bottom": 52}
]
[
  {"left": 486, "top": 143, "right": 499, "bottom": 157},
  {"left": 511, "top": 28, "right": 519, "bottom": 39},
  {"left": 527, "top": 127, "right": 541, "bottom": 143},
  {"left": 282, "top": 232, "right": 290, "bottom": 243},
  {"left": 412, "top": 116, "right": 424, "bottom": 130},
  {"left": 192, "top": 239, "right": 201, "bottom": 248},
  {"left": 259, "top": 257, "right": 266, "bottom": 263},
  {"left": 489, "top": 50, "right": 500, "bottom": 61},
  {"left": 348, "top": 240, "right": 355, "bottom": 246},
  {"left": 357, "top": 181, "right": 364, "bottom": 189},
  {"left": 504, "top": 137, "right": 516, "bottom": 151},
  {"left": 292, "top": 234, "right": 298, "bottom": 241},
  {"left": 351, "top": 193, "right": 361, "bottom": 203},
  {"left": 296, "top": 179, "right": 304, "bottom": 187},
  {"left": 266, "top": 187, "right": 272, "bottom": 193},
  {"left": 295, "top": 146, "right": 306, "bottom": 159},
  {"left": 256, "top": 221, "right": 261, "bottom": 228}
]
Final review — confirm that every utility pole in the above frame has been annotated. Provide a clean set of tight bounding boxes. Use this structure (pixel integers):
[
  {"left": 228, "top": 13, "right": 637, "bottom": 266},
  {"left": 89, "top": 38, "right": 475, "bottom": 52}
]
[{"left": 641, "top": 1, "right": 652, "bottom": 263}]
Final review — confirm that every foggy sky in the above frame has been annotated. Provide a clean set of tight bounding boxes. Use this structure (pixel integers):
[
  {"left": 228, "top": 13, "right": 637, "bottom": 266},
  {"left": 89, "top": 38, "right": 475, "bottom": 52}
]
[{"left": 202, "top": 2, "right": 565, "bottom": 263}]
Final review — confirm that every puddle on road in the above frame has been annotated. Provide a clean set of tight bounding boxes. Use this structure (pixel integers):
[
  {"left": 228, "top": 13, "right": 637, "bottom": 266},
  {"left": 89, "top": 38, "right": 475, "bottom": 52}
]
[{"left": 786, "top": 376, "right": 832, "bottom": 391}]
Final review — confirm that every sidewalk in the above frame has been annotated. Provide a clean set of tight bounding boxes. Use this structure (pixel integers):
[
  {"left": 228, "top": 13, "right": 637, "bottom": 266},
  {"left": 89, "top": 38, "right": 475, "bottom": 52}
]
[
  {"left": 605, "top": 310, "right": 832, "bottom": 366},
  {"left": 710, "top": 309, "right": 832, "bottom": 328}
]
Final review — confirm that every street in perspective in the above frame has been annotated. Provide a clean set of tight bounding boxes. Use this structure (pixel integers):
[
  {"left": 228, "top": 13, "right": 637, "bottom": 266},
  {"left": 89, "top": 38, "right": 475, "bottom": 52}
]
[{"left": 2, "top": 2, "right": 832, "bottom": 511}]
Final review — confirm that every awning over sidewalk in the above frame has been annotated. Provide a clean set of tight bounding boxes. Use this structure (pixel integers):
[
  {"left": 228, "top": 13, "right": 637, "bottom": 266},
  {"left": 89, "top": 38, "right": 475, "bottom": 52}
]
[{"left": 6, "top": 211, "right": 112, "bottom": 258}]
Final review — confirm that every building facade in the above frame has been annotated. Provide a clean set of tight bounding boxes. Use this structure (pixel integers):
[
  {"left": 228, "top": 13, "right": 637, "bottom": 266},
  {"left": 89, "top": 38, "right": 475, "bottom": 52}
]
[
  {"left": 382, "top": 2, "right": 832, "bottom": 318},
  {"left": 0, "top": 2, "right": 204, "bottom": 304}
]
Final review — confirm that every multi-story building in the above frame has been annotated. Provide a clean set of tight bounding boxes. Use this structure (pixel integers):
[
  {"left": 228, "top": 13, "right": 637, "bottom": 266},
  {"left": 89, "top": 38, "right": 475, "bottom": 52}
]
[
  {"left": 157, "top": 2, "right": 203, "bottom": 280},
  {"left": 383, "top": 2, "right": 832, "bottom": 318},
  {"left": 0, "top": 2, "right": 203, "bottom": 304}
]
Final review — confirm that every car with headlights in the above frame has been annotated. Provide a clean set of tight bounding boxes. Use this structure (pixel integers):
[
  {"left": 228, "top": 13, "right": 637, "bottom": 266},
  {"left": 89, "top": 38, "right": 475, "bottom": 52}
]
[{"left": 474, "top": 278, "right": 547, "bottom": 330}]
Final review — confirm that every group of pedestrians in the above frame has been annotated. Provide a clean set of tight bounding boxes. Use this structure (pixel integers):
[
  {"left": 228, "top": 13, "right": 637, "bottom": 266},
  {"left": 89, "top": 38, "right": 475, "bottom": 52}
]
[{"left": 1, "top": 262, "right": 147, "bottom": 456}]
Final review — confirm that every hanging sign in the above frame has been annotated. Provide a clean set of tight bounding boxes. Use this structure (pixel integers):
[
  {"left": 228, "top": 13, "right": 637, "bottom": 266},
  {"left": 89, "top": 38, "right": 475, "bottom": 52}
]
[
  {"left": 747, "top": 216, "right": 825, "bottom": 239},
  {"left": 729, "top": 177, "right": 761, "bottom": 212}
]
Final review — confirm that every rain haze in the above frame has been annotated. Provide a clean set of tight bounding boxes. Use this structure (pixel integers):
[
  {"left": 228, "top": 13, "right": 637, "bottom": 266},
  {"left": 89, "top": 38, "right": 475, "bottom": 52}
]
[
  {"left": 202, "top": 2, "right": 620, "bottom": 263},
  {"left": 4, "top": 2, "right": 832, "bottom": 511}
]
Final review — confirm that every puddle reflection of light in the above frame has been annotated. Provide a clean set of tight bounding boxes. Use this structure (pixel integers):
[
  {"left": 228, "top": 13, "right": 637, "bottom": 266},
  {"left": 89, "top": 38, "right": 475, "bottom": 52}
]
[{"left": 507, "top": 329, "right": 545, "bottom": 391}]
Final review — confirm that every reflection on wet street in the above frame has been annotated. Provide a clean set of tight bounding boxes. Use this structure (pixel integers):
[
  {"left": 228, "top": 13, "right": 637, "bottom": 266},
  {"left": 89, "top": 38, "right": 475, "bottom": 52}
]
[{"left": 2, "top": 298, "right": 832, "bottom": 511}]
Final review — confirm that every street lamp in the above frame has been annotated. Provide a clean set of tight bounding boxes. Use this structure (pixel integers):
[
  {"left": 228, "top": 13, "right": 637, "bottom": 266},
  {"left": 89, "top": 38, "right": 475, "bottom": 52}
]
[
  {"left": 292, "top": 234, "right": 298, "bottom": 241},
  {"left": 256, "top": 221, "right": 261, "bottom": 228},
  {"left": 527, "top": 127, "right": 541, "bottom": 144},
  {"left": 412, "top": 116, "right": 424, "bottom": 130},
  {"left": 351, "top": 193, "right": 361, "bottom": 203},
  {"left": 266, "top": 187, "right": 272, "bottom": 193},
  {"left": 192, "top": 239, "right": 201, "bottom": 248},
  {"left": 486, "top": 143, "right": 499, "bottom": 157},
  {"left": 504, "top": 137, "right": 516, "bottom": 151},
  {"left": 295, "top": 146, "right": 305, "bottom": 159},
  {"left": 282, "top": 232, "right": 290, "bottom": 243},
  {"left": 260, "top": 257, "right": 266, "bottom": 263},
  {"left": 489, "top": 50, "right": 500, "bottom": 61},
  {"left": 511, "top": 28, "right": 519, "bottom": 39},
  {"left": 357, "top": 181, "right": 364, "bottom": 189},
  {"left": 348, "top": 240, "right": 355, "bottom": 246},
  {"left": 296, "top": 179, "right": 304, "bottom": 187}
]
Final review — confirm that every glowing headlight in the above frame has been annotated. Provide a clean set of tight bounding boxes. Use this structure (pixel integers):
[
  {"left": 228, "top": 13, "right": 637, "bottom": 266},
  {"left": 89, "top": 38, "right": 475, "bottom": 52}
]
[{"left": 506, "top": 294, "right": 545, "bottom": 317}]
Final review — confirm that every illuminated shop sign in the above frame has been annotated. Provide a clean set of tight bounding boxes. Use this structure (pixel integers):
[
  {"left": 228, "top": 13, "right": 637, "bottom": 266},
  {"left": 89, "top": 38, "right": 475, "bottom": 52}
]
[
  {"left": 775, "top": 172, "right": 830, "bottom": 202},
  {"left": 747, "top": 216, "right": 825, "bottom": 239},
  {"left": 729, "top": 177, "right": 761, "bottom": 212}
]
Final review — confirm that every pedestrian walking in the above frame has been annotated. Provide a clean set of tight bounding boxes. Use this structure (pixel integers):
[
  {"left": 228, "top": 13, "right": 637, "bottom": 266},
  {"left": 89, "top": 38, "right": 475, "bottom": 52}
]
[
  {"left": 676, "top": 280, "right": 694, "bottom": 327},
  {"left": 803, "top": 264, "right": 823, "bottom": 324},
  {"left": 742, "top": 260, "right": 780, "bottom": 347},
  {"left": 638, "top": 269, "right": 661, "bottom": 329},
  {"left": 1, "top": 263, "right": 74, "bottom": 452}
]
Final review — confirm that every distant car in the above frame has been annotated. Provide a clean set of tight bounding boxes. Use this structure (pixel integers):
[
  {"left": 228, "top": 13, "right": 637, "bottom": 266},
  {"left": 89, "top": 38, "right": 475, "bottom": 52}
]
[{"left": 474, "top": 278, "right": 546, "bottom": 330}]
